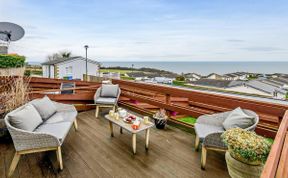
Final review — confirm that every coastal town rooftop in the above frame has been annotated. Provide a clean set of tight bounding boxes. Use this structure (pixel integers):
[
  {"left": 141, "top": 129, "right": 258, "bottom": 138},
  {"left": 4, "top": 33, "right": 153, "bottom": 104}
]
[{"left": 0, "top": 76, "right": 288, "bottom": 178}]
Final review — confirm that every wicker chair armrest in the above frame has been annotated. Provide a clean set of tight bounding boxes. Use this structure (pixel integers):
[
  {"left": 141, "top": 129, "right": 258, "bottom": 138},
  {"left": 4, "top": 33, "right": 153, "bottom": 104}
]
[
  {"left": 203, "top": 132, "right": 227, "bottom": 150},
  {"left": 197, "top": 111, "right": 231, "bottom": 127},
  {"left": 94, "top": 87, "right": 101, "bottom": 102},
  {"left": 5, "top": 119, "right": 60, "bottom": 151},
  {"left": 116, "top": 88, "right": 121, "bottom": 103}
]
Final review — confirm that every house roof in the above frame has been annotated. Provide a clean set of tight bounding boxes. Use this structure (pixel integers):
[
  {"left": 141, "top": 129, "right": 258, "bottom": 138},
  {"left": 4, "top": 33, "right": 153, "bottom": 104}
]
[
  {"left": 223, "top": 72, "right": 247, "bottom": 77},
  {"left": 206, "top": 73, "right": 222, "bottom": 77},
  {"left": 190, "top": 79, "right": 243, "bottom": 88},
  {"left": 246, "top": 80, "right": 287, "bottom": 95},
  {"left": 41, "top": 56, "right": 100, "bottom": 65},
  {"left": 184, "top": 73, "right": 202, "bottom": 78}
]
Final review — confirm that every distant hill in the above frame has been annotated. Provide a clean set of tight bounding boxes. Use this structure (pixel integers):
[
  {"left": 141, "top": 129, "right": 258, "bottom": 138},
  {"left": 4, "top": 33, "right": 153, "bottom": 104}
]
[{"left": 100, "top": 66, "right": 178, "bottom": 78}]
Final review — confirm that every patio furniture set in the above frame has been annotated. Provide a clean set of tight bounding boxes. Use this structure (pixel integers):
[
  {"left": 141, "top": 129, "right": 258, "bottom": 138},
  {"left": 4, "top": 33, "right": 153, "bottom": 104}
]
[{"left": 4, "top": 83, "right": 259, "bottom": 177}]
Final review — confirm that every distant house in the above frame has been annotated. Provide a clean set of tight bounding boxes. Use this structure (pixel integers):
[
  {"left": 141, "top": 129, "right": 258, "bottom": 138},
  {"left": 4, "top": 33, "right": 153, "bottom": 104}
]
[
  {"left": 100, "top": 72, "right": 120, "bottom": 79},
  {"left": 184, "top": 73, "right": 201, "bottom": 81},
  {"left": 223, "top": 72, "right": 248, "bottom": 81},
  {"left": 153, "top": 77, "right": 174, "bottom": 84},
  {"left": 42, "top": 56, "right": 100, "bottom": 80},
  {"left": 243, "top": 80, "right": 287, "bottom": 99},
  {"left": 189, "top": 79, "right": 243, "bottom": 89},
  {"left": 128, "top": 72, "right": 150, "bottom": 81},
  {"left": 206, "top": 73, "right": 224, "bottom": 80}
]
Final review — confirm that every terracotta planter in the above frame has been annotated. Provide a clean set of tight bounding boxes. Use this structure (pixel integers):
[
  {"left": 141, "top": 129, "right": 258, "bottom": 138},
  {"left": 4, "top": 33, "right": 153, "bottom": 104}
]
[{"left": 225, "top": 152, "right": 263, "bottom": 178}]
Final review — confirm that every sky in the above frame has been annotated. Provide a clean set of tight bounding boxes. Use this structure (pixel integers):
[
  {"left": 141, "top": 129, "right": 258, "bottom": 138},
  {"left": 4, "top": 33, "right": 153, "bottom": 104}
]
[{"left": 1, "top": 0, "right": 288, "bottom": 62}]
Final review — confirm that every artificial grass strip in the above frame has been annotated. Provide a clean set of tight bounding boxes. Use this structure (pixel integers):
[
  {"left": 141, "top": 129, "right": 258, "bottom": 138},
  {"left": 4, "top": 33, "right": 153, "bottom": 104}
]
[{"left": 178, "top": 116, "right": 197, "bottom": 125}]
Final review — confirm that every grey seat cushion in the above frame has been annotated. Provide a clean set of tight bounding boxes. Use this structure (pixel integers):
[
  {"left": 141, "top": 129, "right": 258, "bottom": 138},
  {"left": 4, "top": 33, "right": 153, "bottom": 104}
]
[
  {"left": 34, "top": 122, "right": 71, "bottom": 143},
  {"left": 222, "top": 107, "right": 254, "bottom": 130},
  {"left": 31, "top": 96, "right": 57, "bottom": 120},
  {"left": 101, "top": 84, "right": 119, "bottom": 98},
  {"left": 194, "top": 123, "right": 225, "bottom": 140},
  {"left": 95, "top": 97, "right": 117, "bottom": 105},
  {"left": 8, "top": 104, "right": 43, "bottom": 132},
  {"left": 46, "top": 110, "right": 77, "bottom": 124}
]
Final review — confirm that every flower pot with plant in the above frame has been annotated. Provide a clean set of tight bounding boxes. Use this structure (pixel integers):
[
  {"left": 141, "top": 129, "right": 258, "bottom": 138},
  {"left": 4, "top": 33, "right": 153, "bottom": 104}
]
[
  {"left": 153, "top": 109, "right": 168, "bottom": 129},
  {"left": 221, "top": 128, "right": 272, "bottom": 178}
]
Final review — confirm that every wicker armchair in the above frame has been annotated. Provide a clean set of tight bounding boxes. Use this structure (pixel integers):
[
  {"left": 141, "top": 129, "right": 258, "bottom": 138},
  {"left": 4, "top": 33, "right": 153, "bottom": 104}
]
[
  {"left": 194, "top": 109, "right": 259, "bottom": 170},
  {"left": 94, "top": 84, "right": 121, "bottom": 118}
]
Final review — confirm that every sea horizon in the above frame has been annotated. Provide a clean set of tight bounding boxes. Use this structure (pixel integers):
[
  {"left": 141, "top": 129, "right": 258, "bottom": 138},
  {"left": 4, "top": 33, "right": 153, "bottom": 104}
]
[
  {"left": 99, "top": 61, "right": 288, "bottom": 75},
  {"left": 28, "top": 61, "right": 288, "bottom": 75}
]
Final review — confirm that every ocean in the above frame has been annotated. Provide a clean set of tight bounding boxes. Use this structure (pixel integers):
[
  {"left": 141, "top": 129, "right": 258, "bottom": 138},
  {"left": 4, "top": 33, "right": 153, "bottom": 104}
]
[{"left": 100, "top": 61, "right": 288, "bottom": 75}]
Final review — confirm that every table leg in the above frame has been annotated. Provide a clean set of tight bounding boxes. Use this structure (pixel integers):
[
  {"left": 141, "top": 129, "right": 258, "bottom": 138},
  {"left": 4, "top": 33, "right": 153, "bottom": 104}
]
[
  {"left": 109, "top": 121, "right": 114, "bottom": 137},
  {"left": 132, "top": 133, "right": 136, "bottom": 154},
  {"left": 145, "top": 129, "right": 150, "bottom": 150},
  {"left": 120, "top": 127, "right": 123, "bottom": 134}
]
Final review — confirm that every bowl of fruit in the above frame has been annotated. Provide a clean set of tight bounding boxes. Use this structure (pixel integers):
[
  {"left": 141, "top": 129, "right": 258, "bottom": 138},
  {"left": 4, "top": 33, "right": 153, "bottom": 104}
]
[{"left": 123, "top": 115, "right": 136, "bottom": 124}]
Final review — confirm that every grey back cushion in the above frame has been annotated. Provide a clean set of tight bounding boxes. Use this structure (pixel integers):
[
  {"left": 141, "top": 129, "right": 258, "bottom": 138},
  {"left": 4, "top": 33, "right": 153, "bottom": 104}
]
[
  {"left": 31, "top": 96, "right": 57, "bottom": 120},
  {"left": 100, "top": 84, "right": 119, "bottom": 98},
  {"left": 223, "top": 107, "right": 254, "bottom": 130},
  {"left": 9, "top": 104, "right": 43, "bottom": 131}
]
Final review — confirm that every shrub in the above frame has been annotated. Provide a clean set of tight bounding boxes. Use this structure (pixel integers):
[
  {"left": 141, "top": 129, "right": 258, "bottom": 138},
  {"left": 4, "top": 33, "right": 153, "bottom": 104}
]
[
  {"left": 176, "top": 75, "right": 185, "bottom": 81},
  {"left": 0, "top": 54, "right": 26, "bottom": 68},
  {"left": 221, "top": 128, "right": 272, "bottom": 165},
  {"left": 0, "top": 77, "right": 30, "bottom": 114},
  {"left": 24, "top": 70, "right": 31, "bottom": 76}
]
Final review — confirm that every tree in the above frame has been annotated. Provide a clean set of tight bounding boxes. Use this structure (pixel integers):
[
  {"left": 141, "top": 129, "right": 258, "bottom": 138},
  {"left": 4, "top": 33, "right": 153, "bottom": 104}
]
[
  {"left": 60, "top": 51, "right": 72, "bottom": 58},
  {"left": 46, "top": 51, "right": 72, "bottom": 62},
  {"left": 176, "top": 75, "right": 185, "bottom": 81}
]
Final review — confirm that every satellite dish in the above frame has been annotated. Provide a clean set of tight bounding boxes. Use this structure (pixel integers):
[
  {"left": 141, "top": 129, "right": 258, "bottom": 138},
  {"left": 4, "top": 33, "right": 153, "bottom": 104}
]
[
  {"left": 0, "top": 22, "right": 25, "bottom": 42},
  {"left": 0, "top": 22, "right": 25, "bottom": 54}
]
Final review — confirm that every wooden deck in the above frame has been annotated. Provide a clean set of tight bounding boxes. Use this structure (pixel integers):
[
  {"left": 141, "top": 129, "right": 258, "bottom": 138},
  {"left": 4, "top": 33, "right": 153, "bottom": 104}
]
[{"left": 0, "top": 110, "right": 229, "bottom": 178}]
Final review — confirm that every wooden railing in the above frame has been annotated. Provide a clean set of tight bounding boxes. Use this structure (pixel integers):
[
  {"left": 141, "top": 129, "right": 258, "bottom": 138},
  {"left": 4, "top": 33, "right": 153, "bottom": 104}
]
[
  {"left": 261, "top": 111, "right": 288, "bottom": 178},
  {"left": 112, "top": 79, "right": 288, "bottom": 138}
]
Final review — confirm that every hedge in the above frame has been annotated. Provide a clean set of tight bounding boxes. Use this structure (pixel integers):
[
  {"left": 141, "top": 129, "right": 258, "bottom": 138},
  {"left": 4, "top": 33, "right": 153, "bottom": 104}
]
[{"left": 0, "top": 54, "right": 26, "bottom": 68}]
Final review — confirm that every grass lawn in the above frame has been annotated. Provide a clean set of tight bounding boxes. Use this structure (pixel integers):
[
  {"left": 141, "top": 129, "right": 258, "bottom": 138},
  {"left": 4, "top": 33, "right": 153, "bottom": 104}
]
[
  {"left": 120, "top": 76, "right": 135, "bottom": 80},
  {"left": 100, "top": 69, "right": 136, "bottom": 75},
  {"left": 178, "top": 116, "right": 197, "bottom": 125}
]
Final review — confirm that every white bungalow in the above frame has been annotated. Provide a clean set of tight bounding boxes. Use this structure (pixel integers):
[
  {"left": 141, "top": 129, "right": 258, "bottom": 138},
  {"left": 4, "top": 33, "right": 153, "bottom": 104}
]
[{"left": 42, "top": 56, "right": 100, "bottom": 80}]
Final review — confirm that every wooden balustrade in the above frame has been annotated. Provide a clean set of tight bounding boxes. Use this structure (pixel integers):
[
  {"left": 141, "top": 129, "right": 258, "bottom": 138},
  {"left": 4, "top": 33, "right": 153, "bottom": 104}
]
[
  {"left": 112, "top": 79, "right": 288, "bottom": 138},
  {"left": 261, "top": 111, "right": 288, "bottom": 178}
]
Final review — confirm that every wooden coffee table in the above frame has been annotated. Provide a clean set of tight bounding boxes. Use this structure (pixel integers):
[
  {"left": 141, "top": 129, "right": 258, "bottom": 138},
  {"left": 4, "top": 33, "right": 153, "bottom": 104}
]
[{"left": 104, "top": 113, "right": 154, "bottom": 154}]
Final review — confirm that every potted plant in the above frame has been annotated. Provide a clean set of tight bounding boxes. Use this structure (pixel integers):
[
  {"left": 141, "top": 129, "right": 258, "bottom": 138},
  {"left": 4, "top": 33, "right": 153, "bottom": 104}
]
[
  {"left": 221, "top": 128, "right": 272, "bottom": 178},
  {"left": 153, "top": 109, "right": 168, "bottom": 129}
]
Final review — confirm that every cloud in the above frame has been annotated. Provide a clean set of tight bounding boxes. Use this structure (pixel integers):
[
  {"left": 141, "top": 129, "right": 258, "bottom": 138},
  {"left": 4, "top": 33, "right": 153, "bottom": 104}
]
[
  {"left": 227, "top": 39, "right": 245, "bottom": 43},
  {"left": 240, "top": 47, "right": 285, "bottom": 52},
  {"left": 25, "top": 35, "right": 47, "bottom": 40}
]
